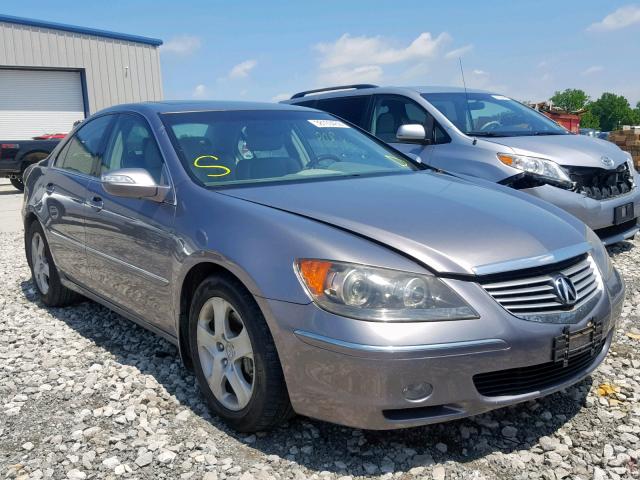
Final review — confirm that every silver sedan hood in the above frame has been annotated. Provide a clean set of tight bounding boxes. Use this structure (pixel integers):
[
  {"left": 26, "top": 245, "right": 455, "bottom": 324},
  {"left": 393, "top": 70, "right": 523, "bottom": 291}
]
[
  {"left": 484, "top": 134, "right": 628, "bottom": 168},
  {"left": 220, "top": 172, "right": 588, "bottom": 276}
]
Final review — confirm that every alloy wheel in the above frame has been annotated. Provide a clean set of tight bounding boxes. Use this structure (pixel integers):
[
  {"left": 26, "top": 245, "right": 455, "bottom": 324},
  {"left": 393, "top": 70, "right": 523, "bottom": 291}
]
[
  {"left": 31, "top": 232, "right": 50, "bottom": 295},
  {"left": 197, "top": 297, "right": 255, "bottom": 411}
]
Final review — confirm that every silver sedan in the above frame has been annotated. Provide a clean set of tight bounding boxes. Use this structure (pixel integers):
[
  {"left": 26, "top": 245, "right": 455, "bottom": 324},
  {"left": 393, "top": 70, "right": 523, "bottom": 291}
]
[{"left": 23, "top": 101, "right": 625, "bottom": 431}]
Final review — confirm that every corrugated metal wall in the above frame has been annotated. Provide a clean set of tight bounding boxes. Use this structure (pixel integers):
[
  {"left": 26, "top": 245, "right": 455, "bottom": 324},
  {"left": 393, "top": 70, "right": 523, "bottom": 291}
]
[{"left": 0, "top": 21, "right": 163, "bottom": 114}]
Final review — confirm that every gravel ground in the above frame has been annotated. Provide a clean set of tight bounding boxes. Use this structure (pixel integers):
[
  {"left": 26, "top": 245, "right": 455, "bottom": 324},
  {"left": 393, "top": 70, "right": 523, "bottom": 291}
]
[{"left": 1, "top": 230, "right": 639, "bottom": 480}]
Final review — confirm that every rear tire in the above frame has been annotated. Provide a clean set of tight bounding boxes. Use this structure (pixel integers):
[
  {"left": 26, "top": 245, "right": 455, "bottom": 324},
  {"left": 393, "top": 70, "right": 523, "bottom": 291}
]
[
  {"left": 15, "top": 152, "right": 48, "bottom": 192},
  {"left": 188, "top": 274, "right": 293, "bottom": 432},
  {"left": 10, "top": 177, "right": 24, "bottom": 191},
  {"left": 25, "top": 220, "right": 81, "bottom": 307}
]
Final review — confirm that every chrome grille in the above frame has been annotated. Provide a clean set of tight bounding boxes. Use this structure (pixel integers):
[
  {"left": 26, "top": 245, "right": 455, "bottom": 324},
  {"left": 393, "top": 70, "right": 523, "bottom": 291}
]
[{"left": 481, "top": 255, "right": 601, "bottom": 316}]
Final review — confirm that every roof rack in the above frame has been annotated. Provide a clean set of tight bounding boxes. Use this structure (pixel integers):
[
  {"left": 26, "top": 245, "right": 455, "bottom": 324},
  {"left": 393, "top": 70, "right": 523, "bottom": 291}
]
[{"left": 291, "top": 84, "right": 378, "bottom": 99}]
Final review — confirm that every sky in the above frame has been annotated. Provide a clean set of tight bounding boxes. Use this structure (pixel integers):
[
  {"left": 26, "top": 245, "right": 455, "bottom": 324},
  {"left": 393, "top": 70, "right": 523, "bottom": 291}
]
[{"left": 2, "top": 1, "right": 640, "bottom": 105}]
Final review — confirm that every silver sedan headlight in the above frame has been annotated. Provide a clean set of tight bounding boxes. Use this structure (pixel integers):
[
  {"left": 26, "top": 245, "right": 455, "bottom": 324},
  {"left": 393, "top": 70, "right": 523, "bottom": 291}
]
[
  {"left": 497, "top": 153, "right": 572, "bottom": 185},
  {"left": 295, "top": 259, "right": 479, "bottom": 322}
]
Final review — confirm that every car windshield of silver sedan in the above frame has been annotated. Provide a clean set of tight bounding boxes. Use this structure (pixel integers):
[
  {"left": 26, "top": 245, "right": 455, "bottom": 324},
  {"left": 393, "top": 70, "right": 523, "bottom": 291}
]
[
  {"left": 422, "top": 92, "right": 569, "bottom": 137},
  {"left": 161, "top": 110, "right": 419, "bottom": 186}
]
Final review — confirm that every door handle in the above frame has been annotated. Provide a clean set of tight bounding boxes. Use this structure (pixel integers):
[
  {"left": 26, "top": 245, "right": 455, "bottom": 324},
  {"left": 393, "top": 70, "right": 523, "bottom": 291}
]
[
  {"left": 88, "top": 195, "right": 103, "bottom": 212},
  {"left": 45, "top": 183, "right": 55, "bottom": 194}
]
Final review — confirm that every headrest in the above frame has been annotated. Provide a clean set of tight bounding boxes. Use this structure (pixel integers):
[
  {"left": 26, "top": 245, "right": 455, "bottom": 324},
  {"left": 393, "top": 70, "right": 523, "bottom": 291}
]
[
  {"left": 376, "top": 112, "right": 396, "bottom": 133},
  {"left": 179, "top": 136, "right": 212, "bottom": 154},
  {"left": 244, "top": 123, "right": 285, "bottom": 151},
  {"left": 380, "top": 99, "right": 406, "bottom": 116}
]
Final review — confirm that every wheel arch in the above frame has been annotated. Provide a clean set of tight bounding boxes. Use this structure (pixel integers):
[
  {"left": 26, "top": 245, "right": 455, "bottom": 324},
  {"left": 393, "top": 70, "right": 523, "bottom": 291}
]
[
  {"left": 23, "top": 212, "right": 41, "bottom": 268},
  {"left": 24, "top": 211, "right": 39, "bottom": 228},
  {"left": 177, "top": 261, "right": 261, "bottom": 370}
]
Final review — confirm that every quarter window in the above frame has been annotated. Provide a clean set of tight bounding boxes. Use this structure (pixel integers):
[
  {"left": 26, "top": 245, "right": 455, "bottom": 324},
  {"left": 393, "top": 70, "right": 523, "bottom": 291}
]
[
  {"left": 102, "top": 114, "right": 167, "bottom": 184},
  {"left": 57, "top": 115, "right": 114, "bottom": 176}
]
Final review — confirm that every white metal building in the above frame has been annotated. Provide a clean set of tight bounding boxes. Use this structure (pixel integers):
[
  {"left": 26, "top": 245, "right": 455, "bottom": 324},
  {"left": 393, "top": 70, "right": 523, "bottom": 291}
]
[{"left": 0, "top": 14, "right": 163, "bottom": 139}]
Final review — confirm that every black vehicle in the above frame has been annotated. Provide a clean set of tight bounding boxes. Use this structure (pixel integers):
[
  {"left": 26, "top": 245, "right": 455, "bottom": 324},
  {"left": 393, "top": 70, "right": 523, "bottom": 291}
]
[{"left": 0, "top": 139, "right": 60, "bottom": 190}]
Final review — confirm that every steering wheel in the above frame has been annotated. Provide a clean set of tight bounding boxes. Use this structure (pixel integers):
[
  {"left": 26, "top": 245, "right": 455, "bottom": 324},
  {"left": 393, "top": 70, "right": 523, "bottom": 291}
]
[
  {"left": 307, "top": 153, "right": 343, "bottom": 169},
  {"left": 480, "top": 120, "right": 502, "bottom": 131}
]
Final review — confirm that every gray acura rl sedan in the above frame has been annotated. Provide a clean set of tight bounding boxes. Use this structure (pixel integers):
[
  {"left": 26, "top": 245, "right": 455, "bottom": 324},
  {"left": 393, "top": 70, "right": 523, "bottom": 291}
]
[{"left": 23, "top": 101, "right": 625, "bottom": 432}]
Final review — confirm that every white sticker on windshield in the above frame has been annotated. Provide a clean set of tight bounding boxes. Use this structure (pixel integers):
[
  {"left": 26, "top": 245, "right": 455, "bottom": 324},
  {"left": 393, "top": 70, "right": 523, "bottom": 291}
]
[
  {"left": 308, "top": 119, "right": 349, "bottom": 128},
  {"left": 491, "top": 95, "right": 510, "bottom": 100}
]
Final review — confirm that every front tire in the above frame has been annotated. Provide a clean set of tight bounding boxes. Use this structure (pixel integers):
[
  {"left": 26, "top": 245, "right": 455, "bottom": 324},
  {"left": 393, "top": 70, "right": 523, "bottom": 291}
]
[
  {"left": 26, "top": 221, "right": 80, "bottom": 307},
  {"left": 188, "top": 274, "right": 293, "bottom": 432}
]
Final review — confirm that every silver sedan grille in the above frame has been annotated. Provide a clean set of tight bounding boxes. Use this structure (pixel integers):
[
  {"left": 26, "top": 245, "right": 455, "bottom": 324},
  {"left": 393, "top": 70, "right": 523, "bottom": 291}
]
[{"left": 481, "top": 255, "right": 602, "bottom": 317}]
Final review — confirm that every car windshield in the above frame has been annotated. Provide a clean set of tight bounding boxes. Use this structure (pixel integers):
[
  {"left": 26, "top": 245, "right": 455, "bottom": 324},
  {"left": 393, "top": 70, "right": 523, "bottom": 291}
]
[
  {"left": 161, "top": 110, "right": 418, "bottom": 187},
  {"left": 421, "top": 92, "right": 568, "bottom": 137}
]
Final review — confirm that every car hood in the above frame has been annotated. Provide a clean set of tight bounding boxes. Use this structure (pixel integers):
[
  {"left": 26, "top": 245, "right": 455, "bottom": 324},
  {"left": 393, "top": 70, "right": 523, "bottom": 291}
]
[
  {"left": 219, "top": 172, "right": 588, "bottom": 276},
  {"left": 484, "top": 134, "right": 627, "bottom": 168}
]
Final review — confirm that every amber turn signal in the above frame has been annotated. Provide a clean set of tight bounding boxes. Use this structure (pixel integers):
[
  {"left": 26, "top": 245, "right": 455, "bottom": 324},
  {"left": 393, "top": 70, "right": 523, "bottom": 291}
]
[
  {"left": 497, "top": 154, "right": 514, "bottom": 166},
  {"left": 297, "top": 259, "right": 332, "bottom": 296}
]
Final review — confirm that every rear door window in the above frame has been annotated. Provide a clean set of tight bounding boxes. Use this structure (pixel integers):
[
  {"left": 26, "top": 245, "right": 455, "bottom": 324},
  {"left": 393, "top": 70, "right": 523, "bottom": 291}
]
[
  {"left": 315, "top": 96, "right": 370, "bottom": 128},
  {"left": 56, "top": 115, "right": 115, "bottom": 176}
]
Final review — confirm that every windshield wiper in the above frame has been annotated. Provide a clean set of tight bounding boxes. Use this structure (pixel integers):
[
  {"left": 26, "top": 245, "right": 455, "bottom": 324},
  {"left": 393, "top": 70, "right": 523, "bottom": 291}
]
[
  {"left": 531, "top": 131, "right": 568, "bottom": 136},
  {"left": 464, "top": 131, "right": 506, "bottom": 137}
]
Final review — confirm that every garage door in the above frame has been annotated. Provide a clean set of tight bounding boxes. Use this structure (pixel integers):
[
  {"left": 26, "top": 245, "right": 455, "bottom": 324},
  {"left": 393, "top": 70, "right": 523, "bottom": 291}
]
[{"left": 0, "top": 69, "right": 85, "bottom": 139}]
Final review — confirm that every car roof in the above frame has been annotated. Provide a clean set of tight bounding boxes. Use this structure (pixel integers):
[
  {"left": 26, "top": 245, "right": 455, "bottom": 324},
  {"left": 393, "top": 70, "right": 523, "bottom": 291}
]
[
  {"left": 98, "top": 100, "right": 316, "bottom": 116},
  {"left": 285, "top": 85, "right": 495, "bottom": 103}
]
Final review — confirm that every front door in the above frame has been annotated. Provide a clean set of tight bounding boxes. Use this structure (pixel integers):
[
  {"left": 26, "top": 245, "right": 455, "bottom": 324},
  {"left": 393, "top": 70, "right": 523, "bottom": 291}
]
[
  {"left": 83, "top": 113, "right": 176, "bottom": 334},
  {"left": 43, "top": 115, "right": 115, "bottom": 285},
  {"left": 370, "top": 94, "right": 434, "bottom": 162}
]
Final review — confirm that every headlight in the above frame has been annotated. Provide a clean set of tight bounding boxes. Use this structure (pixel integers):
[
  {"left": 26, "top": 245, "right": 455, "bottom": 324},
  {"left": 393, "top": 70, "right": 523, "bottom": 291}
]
[
  {"left": 625, "top": 152, "right": 636, "bottom": 187},
  {"left": 497, "top": 153, "right": 572, "bottom": 184},
  {"left": 586, "top": 228, "right": 612, "bottom": 278},
  {"left": 624, "top": 150, "right": 634, "bottom": 166},
  {"left": 295, "top": 259, "right": 479, "bottom": 322}
]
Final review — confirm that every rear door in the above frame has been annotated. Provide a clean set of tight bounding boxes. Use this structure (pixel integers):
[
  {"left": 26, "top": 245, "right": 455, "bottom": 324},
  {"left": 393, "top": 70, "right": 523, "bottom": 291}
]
[
  {"left": 43, "top": 115, "right": 115, "bottom": 285},
  {"left": 84, "top": 113, "right": 176, "bottom": 333}
]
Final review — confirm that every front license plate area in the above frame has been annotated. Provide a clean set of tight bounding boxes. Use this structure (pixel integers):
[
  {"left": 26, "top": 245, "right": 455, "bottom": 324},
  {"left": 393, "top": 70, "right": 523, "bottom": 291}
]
[
  {"left": 552, "top": 319, "right": 604, "bottom": 366},
  {"left": 614, "top": 202, "right": 634, "bottom": 225}
]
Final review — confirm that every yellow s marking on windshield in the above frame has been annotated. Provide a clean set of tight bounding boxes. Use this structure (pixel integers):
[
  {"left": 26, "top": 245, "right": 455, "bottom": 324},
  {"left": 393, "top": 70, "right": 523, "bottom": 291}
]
[{"left": 193, "top": 155, "right": 231, "bottom": 177}]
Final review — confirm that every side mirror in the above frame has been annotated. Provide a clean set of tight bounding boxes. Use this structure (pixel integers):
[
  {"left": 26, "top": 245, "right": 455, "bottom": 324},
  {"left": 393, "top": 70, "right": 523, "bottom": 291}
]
[
  {"left": 101, "top": 168, "right": 170, "bottom": 202},
  {"left": 396, "top": 124, "right": 431, "bottom": 144}
]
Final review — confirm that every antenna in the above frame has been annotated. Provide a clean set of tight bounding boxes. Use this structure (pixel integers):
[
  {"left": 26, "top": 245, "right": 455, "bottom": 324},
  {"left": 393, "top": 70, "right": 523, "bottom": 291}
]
[
  {"left": 459, "top": 57, "right": 469, "bottom": 94},
  {"left": 459, "top": 57, "right": 477, "bottom": 145}
]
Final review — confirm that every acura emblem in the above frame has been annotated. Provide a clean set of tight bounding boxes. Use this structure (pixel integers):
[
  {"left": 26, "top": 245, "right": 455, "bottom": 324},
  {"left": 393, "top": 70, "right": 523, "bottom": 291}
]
[
  {"left": 601, "top": 156, "right": 615, "bottom": 168},
  {"left": 552, "top": 275, "right": 577, "bottom": 306}
]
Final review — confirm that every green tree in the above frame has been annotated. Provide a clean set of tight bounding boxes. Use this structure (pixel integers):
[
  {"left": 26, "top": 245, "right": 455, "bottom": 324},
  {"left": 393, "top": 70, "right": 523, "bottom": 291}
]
[
  {"left": 627, "top": 103, "right": 640, "bottom": 126},
  {"left": 550, "top": 88, "right": 590, "bottom": 113},
  {"left": 589, "top": 93, "right": 634, "bottom": 131},
  {"left": 580, "top": 110, "right": 600, "bottom": 129}
]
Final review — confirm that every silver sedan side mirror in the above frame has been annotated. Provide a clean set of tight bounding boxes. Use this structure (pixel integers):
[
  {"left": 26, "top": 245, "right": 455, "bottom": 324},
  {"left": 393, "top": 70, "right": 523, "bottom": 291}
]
[
  {"left": 396, "top": 124, "right": 430, "bottom": 144},
  {"left": 101, "top": 168, "right": 170, "bottom": 202}
]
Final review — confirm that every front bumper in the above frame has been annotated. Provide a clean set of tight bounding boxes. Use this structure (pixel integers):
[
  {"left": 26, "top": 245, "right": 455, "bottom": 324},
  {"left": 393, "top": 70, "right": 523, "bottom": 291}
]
[
  {"left": 523, "top": 184, "right": 640, "bottom": 245},
  {"left": 259, "top": 276, "right": 624, "bottom": 430}
]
